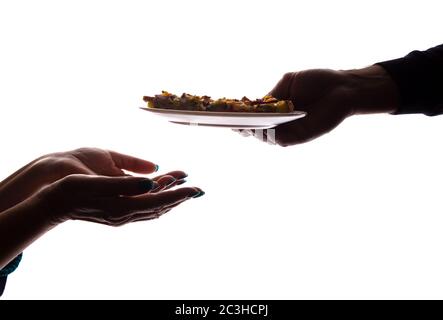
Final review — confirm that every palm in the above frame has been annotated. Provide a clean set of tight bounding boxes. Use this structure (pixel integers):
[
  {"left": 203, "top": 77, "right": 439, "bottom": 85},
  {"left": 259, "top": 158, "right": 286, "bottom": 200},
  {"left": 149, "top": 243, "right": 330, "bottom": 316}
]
[{"left": 0, "top": 148, "right": 186, "bottom": 213}]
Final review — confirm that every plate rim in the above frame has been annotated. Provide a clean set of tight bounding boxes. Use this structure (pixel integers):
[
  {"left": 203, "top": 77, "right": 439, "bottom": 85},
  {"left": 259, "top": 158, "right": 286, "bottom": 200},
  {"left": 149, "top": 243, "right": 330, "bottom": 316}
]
[{"left": 139, "top": 107, "right": 306, "bottom": 118}]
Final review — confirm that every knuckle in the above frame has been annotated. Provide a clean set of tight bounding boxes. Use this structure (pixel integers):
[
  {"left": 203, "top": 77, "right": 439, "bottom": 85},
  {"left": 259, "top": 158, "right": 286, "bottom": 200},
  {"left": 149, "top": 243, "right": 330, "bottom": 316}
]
[
  {"left": 110, "top": 221, "right": 126, "bottom": 227},
  {"left": 281, "top": 72, "right": 296, "bottom": 84},
  {"left": 104, "top": 216, "right": 127, "bottom": 227},
  {"left": 35, "top": 156, "right": 72, "bottom": 174},
  {"left": 282, "top": 72, "right": 294, "bottom": 80},
  {"left": 73, "top": 147, "right": 95, "bottom": 154},
  {"left": 56, "top": 174, "right": 85, "bottom": 191}
]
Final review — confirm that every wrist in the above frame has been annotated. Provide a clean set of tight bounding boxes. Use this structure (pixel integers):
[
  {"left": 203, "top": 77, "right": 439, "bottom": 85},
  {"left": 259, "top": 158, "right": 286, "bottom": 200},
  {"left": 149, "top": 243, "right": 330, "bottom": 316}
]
[
  {"left": 0, "top": 157, "right": 60, "bottom": 213},
  {"left": 33, "top": 185, "right": 70, "bottom": 227},
  {"left": 343, "top": 65, "right": 400, "bottom": 115}
]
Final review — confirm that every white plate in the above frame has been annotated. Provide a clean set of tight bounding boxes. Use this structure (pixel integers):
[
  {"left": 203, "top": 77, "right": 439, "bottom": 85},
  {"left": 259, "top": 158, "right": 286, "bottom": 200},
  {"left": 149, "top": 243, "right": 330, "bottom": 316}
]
[{"left": 140, "top": 107, "right": 306, "bottom": 129}]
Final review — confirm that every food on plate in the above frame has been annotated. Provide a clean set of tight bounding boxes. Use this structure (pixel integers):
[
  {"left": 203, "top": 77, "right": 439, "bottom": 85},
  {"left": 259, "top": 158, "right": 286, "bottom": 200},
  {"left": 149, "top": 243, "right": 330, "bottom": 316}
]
[{"left": 143, "top": 91, "right": 295, "bottom": 113}]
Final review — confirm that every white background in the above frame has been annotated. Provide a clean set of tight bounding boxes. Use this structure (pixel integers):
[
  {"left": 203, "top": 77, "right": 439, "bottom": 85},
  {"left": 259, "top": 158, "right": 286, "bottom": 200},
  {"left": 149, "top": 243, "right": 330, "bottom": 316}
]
[{"left": 1, "top": 0, "right": 443, "bottom": 299}]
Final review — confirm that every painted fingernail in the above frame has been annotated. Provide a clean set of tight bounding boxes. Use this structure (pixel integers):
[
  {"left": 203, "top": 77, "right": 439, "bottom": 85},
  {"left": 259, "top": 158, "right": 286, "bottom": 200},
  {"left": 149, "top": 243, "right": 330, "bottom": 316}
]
[
  {"left": 176, "top": 179, "right": 186, "bottom": 185},
  {"left": 154, "top": 164, "right": 159, "bottom": 172},
  {"left": 139, "top": 179, "right": 155, "bottom": 191},
  {"left": 178, "top": 172, "right": 188, "bottom": 179},
  {"left": 192, "top": 190, "right": 205, "bottom": 198}
]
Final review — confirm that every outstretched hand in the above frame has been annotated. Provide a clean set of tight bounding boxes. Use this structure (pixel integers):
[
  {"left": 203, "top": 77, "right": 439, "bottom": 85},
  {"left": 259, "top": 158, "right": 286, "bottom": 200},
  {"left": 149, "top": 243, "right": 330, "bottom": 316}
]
[
  {"left": 0, "top": 148, "right": 191, "bottom": 211},
  {"left": 238, "top": 66, "right": 398, "bottom": 146},
  {"left": 0, "top": 149, "right": 204, "bottom": 268},
  {"left": 37, "top": 174, "right": 203, "bottom": 226},
  {"left": 267, "top": 69, "right": 354, "bottom": 146}
]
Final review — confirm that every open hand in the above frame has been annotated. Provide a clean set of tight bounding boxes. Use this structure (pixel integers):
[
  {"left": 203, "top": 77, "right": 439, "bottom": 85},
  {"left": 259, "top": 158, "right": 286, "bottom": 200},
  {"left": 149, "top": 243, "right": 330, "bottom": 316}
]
[
  {"left": 0, "top": 148, "right": 190, "bottom": 211},
  {"left": 36, "top": 174, "right": 204, "bottom": 226}
]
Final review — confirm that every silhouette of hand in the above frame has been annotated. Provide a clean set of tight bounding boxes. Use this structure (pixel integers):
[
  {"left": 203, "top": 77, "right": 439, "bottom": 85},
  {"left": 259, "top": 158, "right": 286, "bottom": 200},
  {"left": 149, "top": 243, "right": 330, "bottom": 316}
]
[
  {"left": 0, "top": 150, "right": 205, "bottom": 268},
  {"left": 0, "top": 148, "right": 191, "bottom": 211},
  {"left": 43, "top": 148, "right": 189, "bottom": 191},
  {"left": 36, "top": 174, "right": 203, "bottom": 226},
  {"left": 267, "top": 69, "right": 354, "bottom": 146},
  {"left": 238, "top": 66, "right": 398, "bottom": 146}
]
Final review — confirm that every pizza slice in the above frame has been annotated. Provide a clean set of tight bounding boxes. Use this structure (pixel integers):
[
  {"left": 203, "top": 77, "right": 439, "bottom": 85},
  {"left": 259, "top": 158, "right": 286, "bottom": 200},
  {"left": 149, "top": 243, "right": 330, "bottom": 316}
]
[{"left": 143, "top": 91, "right": 295, "bottom": 113}]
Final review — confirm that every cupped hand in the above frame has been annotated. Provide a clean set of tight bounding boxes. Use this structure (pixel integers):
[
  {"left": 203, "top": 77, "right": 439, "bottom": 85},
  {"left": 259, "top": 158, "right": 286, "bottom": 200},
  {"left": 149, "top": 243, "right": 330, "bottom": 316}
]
[
  {"left": 37, "top": 174, "right": 204, "bottom": 226},
  {"left": 41, "top": 147, "right": 158, "bottom": 178},
  {"left": 0, "top": 148, "right": 189, "bottom": 211}
]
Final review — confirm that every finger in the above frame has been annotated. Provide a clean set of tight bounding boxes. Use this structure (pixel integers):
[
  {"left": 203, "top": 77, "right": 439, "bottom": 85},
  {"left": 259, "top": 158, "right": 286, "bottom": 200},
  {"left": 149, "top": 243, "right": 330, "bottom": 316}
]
[
  {"left": 269, "top": 72, "right": 297, "bottom": 100},
  {"left": 153, "top": 171, "right": 187, "bottom": 182},
  {"left": 86, "top": 205, "right": 173, "bottom": 226},
  {"left": 70, "top": 214, "right": 108, "bottom": 225},
  {"left": 70, "top": 212, "right": 132, "bottom": 227},
  {"left": 115, "top": 187, "right": 203, "bottom": 213},
  {"left": 273, "top": 102, "right": 338, "bottom": 146},
  {"left": 148, "top": 187, "right": 204, "bottom": 207},
  {"left": 71, "top": 208, "right": 137, "bottom": 226},
  {"left": 151, "top": 175, "right": 177, "bottom": 192},
  {"left": 273, "top": 117, "right": 314, "bottom": 146},
  {"left": 85, "top": 187, "right": 203, "bottom": 223},
  {"left": 108, "top": 150, "right": 158, "bottom": 174},
  {"left": 130, "top": 208, "right": 173, "bottom": 223},
  {"left": 123, "top": 198, "right": 186, "bottom": 224},
  {"left": 131, "top": 196, "right": 188, "bottom": 221},
  {"left": 152, "top": 171, "right": 188, "bottom": 191},
  {"left": 60, "top": 174, "right": 156, "bottom": 196}
]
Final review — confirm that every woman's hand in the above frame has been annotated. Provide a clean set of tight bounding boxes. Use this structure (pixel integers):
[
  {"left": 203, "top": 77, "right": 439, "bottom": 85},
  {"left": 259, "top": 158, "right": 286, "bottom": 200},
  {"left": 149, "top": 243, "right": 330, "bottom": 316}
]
[
  {"left": 240, "top": 65, "right": 399, "bottom": 146},
  {"left": 0, "top": 174, "right": 203, "bottom": 268},
  {"left": 0, "top": 148, "right": 187, "bottom": 212},
  {"left": 37, "top": 174, "right": 203, "bottom": 226},
  {"left": 41, "top": 148, "right": 158, "bottom": 178}
]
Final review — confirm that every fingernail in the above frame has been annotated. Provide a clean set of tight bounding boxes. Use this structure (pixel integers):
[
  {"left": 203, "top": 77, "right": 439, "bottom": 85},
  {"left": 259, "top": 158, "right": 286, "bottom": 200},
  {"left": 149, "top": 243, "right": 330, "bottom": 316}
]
[
  {"left": 192, "top": 190, "right": 205, "bottom": 198},
  {"left": 154, "top": 164, "right": 159, "bottom": 172},
  {"left": 179, "top": 172, "right": 188, "bottom": 179},
  {"left": 139, "top": 179, "right": 155, "bottom": 191},
  {"left": 176, "top": 179, "right": 186, "bottom": 185}
]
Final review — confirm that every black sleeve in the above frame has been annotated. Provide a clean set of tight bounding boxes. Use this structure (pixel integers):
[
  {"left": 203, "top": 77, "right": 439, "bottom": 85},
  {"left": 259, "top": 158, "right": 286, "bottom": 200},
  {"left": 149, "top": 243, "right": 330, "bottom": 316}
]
[
  {"left": 0, "top": 253, "right": 23, "bottom": 297},
  {"left": 376, "top": 44, "right": 443, "bottom": 116},
  {"left": 0, "top": 277, "right": 7, "bottom": 297}
]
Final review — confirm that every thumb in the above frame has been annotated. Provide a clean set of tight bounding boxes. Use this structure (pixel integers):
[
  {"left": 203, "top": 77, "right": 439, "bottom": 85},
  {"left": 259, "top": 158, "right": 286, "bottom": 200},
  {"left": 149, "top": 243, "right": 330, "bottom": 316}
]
[
  {"left": 269, "top": 72, "right": 297, "bottom": 100},
  {"left": 59, "top": 174, "right": 157, "bottom": 196}
]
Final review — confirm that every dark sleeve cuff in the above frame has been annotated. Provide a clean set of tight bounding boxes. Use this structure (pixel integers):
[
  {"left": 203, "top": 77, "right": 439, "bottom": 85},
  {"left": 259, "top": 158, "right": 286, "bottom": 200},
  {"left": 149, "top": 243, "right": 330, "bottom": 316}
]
[
  {"left": 376, "top": 44, "right": 443, "bottom": 116},
  {"left": 0, "top": 254, "right": 23, "bottom": 297},
  {"left": 0, "top": 277, "right": 7, "bottom": 297},
  {"left": 0, "top": 253, "right": 23, "bottom": 277}
]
